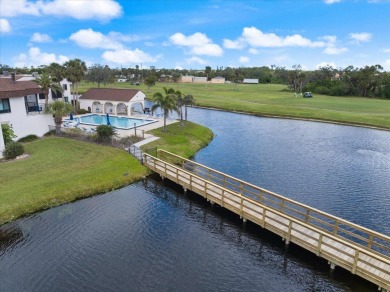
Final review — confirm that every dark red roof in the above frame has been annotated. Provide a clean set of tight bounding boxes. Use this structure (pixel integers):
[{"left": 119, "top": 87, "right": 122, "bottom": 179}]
[
  {"left": 0, "top": 78, "right": 42, "bottom": 99},
  {"left": 80, "top": 88, "right": 142, "bottom": 102}
]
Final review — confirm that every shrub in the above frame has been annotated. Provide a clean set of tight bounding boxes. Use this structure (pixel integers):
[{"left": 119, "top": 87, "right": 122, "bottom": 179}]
[
  {"left": 1, "top": 124, "right": 17, "bottom": 145},
  {"left": 76, "top": 108, "right": 89, "bottom": 115},
  {"left": 3, "top": 141, "right": 24, "bottom": 160},
  {"left": 44, "top": 130, "right": 56, "bottom": 136},
  {"left": 18, "top": 135, "right": 39, "bottom": 143},
  {"left": 96, "top": 125, "right": 117, "bottom": 142}
]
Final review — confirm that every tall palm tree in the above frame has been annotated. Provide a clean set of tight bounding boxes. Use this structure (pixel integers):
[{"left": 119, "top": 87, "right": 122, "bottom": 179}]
[
  {"left": 64, "top": 59, "right": 86, "bottom": 111},
  {"left": 151, "top": 87, "right": 179, "bottom": 132},
  {"left": 33, "top": 73, "right": 63, "bottom": 109},
  {"left": 46, "top": 100, "right": 73, "bottom": 134},
  {"left": 183, "top": 94, "right": 196, "bottom": 122}
]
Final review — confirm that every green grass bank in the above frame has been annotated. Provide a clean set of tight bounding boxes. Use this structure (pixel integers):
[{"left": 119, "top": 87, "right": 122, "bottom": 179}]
[
  {"left": 0, "top": 122, "right": 213, "bottom": 225},
  {"left": 77, "top": 82, "right": 390, "bottom": 129}
]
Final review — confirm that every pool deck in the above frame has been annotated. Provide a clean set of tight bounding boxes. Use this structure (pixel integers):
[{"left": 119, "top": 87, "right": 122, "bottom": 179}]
[{"left": 67, "top": 113, "right": 178, "bottom": 142}]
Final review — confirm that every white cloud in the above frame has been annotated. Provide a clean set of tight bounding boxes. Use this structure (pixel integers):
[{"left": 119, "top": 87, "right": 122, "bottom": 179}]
[
  {"left": 248, "top": 48, "right": 259, "bottom": 54},
  {"left": 169, "top": 32, "right": 223, "bottom": 57},
  {"left": 185, "top": 56, "right": 207, "bottom": 65},
  {"left": 223, "top": 39, "right": 245, "bottom": 49},
  {"left": 1, "top": 0, "right": 122, "bottom": 21},
  {"left": 0, "top": 18, "right": 11, "bottom": 33},
  {"left": 224, "top": 27, "right": 325, "bottom": 49},
  {"left": 191, "top": 43, "right": 223, "bottom": 56},
  {"left": 169, "top": 32, "right": 210, "bottom": 46},
  {"left": 323, "top": 0, "right": 341, "bottom": 4},
  {"left": 316, "top": 61, "right": 337, "bottom": 69},
  {"left": 13, "top": 47, "right": 69, "bottom": 67},
  {"left": 383, "top": 49, "right": 390, "bottom": 53},
  {"left": 349, "top": 32, "right": 372, "bottom": 44},
  {"left": 0, "top": 0, "right": 40, "bottom": 17},
  {"left": 31, "top": 32, "right": 52, "bottom": 43},
  {"left": 323, "top": 46, "right": 348, "bottom": 54},
  {"left": 102, "top": 49, "right": 157, "bottom": 64},
  {"left": 70, "top": 28, "right": 123, "bottom": 50},
  {"left": 239, "top": 56, "right": 250, "bottom": 63}
]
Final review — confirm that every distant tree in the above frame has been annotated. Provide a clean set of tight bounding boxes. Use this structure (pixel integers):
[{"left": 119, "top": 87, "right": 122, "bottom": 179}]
[
  {"left": 46, "top": 62, "right": 64, "bottom": 83},
  {"left": 86, "top": 64, "right": 112, "bottom": 87},
  {"left": 205, "top": 66, "right": 212, "bottom": 79},
  {"left": 288, "top": 65, "right": 307, "bottom": 93},
  {"left": 33, "top": 72, "right": 63, "bottom": 108},
  {"left": 64, "top": 59, "right": 86, "bottom": 111},
  {"left": 183, "top": 94, "right": 196, "bottom": 122},
  {"left": 151, "top": 87, "right": 180, "bottom": 132},
  {"left": 46, "top": 100, "right": 72, "bottom": 134},
  {"left": 172, "top": 73, "right": 181, "bottom": 87},
  {"left": 144, "top": 75, "right": 157, "bottom": 91}
]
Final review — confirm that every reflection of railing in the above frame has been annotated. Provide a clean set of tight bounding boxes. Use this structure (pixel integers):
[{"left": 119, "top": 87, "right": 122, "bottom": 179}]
[{"left": 144, "top": 151, "right": 390, "bottom": 291}]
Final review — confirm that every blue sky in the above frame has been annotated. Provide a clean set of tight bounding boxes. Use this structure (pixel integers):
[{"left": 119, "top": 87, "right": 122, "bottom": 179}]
[{"left": 1, "top": 0, "right": 389, "bottom": 71}]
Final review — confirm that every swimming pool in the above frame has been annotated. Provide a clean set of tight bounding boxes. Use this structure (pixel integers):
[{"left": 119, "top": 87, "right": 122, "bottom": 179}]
[{"left": 72, "top": 114, "right": 156, "bottom": 130}]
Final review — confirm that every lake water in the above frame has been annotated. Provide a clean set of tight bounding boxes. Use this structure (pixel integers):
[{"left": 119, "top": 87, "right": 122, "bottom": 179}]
[{"left": 1, "top": 107, "right": 389, "bottom": 291}]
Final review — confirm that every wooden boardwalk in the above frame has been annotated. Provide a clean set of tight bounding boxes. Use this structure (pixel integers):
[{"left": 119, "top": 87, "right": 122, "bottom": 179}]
[{"left": 143, "top": 150, "right": 390, "bottom": 291}]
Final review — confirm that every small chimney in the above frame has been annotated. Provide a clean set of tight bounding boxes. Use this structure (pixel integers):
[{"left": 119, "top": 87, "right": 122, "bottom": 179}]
[{"left": 11, "top": 72, "right": 16, "bottom": 83}]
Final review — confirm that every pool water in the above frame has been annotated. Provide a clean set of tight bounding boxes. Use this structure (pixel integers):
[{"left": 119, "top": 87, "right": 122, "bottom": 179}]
[{"left": 75, "top": 114, "right": 156, "bottom": 129}]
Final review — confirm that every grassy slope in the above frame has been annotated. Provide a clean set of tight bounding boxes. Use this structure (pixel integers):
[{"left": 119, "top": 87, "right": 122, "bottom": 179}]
[
  {"left": 142, "top": 121, "right": 213, "bottom": 158},
  {"left": 0, "top": 121, "right": 213, "bottom": 225},
  {"left": 0, "top": 137, "right": 148, "bottom": 224},
  {"left": 78, "top": 82, "right": 390, "bottom": 129}
]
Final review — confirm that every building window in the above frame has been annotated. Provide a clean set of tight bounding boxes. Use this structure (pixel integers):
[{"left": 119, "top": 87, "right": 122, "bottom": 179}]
[
  {"left": 0, "top": 98, "right": 11, "bottom": 114},
  {"left": 38, "top": 93, "right": 45, "bottom": 100},
  {"left": 52, "top": 90, "right": 63, "bottom": 99},
  {"left": 63, "top": 84, "right": 68, "bottom": 90}
]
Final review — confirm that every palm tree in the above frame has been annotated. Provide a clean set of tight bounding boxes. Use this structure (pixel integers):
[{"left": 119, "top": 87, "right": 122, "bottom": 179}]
[
  {"left": 46, "top": 100, "right": 73, "bottom": 134},
  {"left": 151, "top": 87, "right": 179, "bottom": 132},
  {"left": 64, "top": 59, "right": 86, "bottom": 111},
  {"left": 33, "top": 73, "right": 63, "bottom": 109},
  {"left": 183, "top": 94, "right": 196, "bottom": 122}
]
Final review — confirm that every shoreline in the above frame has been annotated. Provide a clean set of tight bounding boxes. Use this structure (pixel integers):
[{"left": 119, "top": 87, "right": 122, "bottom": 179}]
[{"left": 192, "top": 105, "right": 390, "bottom": 132}]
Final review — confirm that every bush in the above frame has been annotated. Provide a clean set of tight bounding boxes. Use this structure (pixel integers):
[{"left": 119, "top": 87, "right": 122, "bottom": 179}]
[
  {"left": 44, "top": 130, "right": 56, "bottom": 136},
  {"left": 18, "top": 135, "right": 39, "bottom": 143},
  {"left": 76, "top": 108, "right": 89, "bottom": 115},
  {"left": 1, "top": 124, "right": 17, "bottom": 145},
  {"left": 3, "top": 141, "right": 24, "bottom": 160},
  {"left": 96, "top": 125, "right": 117, "bottom": 142}
]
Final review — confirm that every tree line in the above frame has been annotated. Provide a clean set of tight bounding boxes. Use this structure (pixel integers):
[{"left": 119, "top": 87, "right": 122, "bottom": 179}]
[{"left": 1, "top": 61, "right": 389, "bottom": 99}]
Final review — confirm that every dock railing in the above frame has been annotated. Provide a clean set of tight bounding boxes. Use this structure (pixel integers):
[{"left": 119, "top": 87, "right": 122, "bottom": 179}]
[
  {"left": 156, "top": 150, "right": 390, "bottom": 258},
  {"left": 144, "top": 151, "right": 390, "bottom": 290}
]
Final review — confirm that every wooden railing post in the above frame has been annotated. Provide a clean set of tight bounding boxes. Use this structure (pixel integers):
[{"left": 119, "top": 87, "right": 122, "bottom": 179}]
[
  {"left": 333, "top": 220, "right": 339, "bottom": 235},
  {"left": 317, "top": 234, "right": 323, "bottom": 256},
  {"left": 351, "top": 250, "right": 360, "bottom": 274}
]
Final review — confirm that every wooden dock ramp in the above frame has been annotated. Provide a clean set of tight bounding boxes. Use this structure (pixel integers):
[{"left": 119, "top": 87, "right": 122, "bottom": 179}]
[{"left": 143, "top": 150, "right": 390, "bottom": 291}]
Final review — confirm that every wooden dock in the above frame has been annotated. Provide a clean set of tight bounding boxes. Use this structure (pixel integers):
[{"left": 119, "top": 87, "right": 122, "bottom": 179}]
[{"left": 143, "top": 150, "right": 390, "bottom": 291}]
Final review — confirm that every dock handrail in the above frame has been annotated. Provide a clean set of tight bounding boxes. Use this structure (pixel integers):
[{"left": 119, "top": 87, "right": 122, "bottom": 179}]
[
  {"left": 156, "top": 149, "right": 390, "bottom": 257},
  {"left": 144, "top": 152, "right": 390, "bottom": 290}
]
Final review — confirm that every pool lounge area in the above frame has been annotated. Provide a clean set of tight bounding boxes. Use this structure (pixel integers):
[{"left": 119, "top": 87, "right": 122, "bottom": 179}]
[
  {"left": 63, "top": 113, "right": 177, "bottom": 138},
  {"left": 71, "top": 114, "right": 157, "bottom": 130}
]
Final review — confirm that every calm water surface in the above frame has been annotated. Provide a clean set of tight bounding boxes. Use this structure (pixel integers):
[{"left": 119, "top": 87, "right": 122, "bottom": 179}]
[{"left": 1, "top": 107, "right": 389, "bottom": 291}]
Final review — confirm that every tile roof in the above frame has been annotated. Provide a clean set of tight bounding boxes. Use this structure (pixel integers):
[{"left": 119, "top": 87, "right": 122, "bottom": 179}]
[
  {"left": 80, "top": 88, "right": 143, "bottom": 102},
  {"left": 0, "top": 78, "right": 42, "bottom": 99}
]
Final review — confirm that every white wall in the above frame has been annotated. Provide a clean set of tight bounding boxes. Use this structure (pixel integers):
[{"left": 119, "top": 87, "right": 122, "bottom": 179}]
[
  {"left": 1, "top": 97, "right": 55, "bottom": 139},
  {"left": 0, "top": 120, "right": 5, "bottom": 158}
]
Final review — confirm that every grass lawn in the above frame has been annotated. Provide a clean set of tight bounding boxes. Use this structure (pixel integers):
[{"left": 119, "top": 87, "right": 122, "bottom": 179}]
[
  {"left": 0, "top": 121, "right": 213, "bottom": 225},
  {"left": 77, "top": 82, "right": 390, "bottom": 129},
  {"left": 142, "top": 121, "right": 213, "bottom": 158}
]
